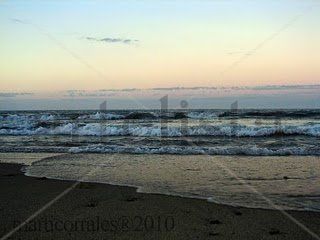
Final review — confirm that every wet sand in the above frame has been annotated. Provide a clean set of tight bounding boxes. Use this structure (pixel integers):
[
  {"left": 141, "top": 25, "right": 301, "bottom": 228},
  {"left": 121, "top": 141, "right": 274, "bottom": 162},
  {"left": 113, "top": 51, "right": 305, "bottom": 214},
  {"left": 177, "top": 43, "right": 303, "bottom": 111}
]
[{"left": 1, "top": 163, "right": 320, "bottom": 240}]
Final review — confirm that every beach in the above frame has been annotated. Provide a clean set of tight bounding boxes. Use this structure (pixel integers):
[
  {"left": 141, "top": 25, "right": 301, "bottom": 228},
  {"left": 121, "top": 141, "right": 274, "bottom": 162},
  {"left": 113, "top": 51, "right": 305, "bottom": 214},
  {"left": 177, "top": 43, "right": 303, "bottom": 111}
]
[
  {"left": 1, "top": 161, "right": 320, "bottom": 240},
  {"left": 2, "top": 0, "right": 320, "bottom": 238}
]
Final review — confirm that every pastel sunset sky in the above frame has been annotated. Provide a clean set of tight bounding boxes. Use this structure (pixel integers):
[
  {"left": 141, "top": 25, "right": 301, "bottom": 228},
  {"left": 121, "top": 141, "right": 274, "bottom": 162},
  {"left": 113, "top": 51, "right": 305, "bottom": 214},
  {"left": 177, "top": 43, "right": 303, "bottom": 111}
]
[{"left": 0, "top": 0, "right": 319, "bottom": 109}]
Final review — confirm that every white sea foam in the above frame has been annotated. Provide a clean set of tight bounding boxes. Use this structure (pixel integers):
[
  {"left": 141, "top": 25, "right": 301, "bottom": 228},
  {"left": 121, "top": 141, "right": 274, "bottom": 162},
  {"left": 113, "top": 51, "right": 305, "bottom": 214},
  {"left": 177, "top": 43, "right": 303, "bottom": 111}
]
[
  {"left": 187, "top": 112, "right": 219, "bottom": 119},
  {"left": 68, "top": 144, "right": 320, "bottom": 156},
  {"left": 3, "top": 114, "right": 35, "bottom": 122},
  {"left": 40, "top": 114, "right": 55, "bottom": 121},
  {"left": 1, "top": 122, "right": 320, "bottom": 137},
  {"left": 0, "top": 114, "right": 35, "bottom": 130},
  {"left": 78, "top": 112, "right": 125, "bottom": 120}
]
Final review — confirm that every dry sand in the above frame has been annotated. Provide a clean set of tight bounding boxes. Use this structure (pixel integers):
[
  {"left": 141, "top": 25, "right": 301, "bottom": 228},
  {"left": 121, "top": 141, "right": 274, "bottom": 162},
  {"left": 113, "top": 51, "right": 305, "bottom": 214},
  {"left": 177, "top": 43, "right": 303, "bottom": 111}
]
[{"left": 1, "top": 163, "right": 320, "bottom": 240}]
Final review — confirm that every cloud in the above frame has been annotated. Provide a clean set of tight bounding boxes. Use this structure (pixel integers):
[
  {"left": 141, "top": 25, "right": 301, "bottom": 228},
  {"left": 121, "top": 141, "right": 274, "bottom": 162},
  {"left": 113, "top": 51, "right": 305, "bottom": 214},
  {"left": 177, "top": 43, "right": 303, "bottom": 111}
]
[
  {"left": 247, "top": 85, "right": 320, "bottom": 91},
  {"left": 10, "top": 18, "right": 29, "bottom": 24},
  {"left": 11, "top": 18, "right": 138, "bottom": 45},
  {"left": 86, "top": 37, "right": 138, "bottom": 44},
  {"left": 0, "top": 92, "right": 33, "bottom": 98},
  {"left": 64, "top": 84, "right": 320, "bottom": 97},
  {"left": 11, "top": 18, "right": 23, "bottom": 23}
]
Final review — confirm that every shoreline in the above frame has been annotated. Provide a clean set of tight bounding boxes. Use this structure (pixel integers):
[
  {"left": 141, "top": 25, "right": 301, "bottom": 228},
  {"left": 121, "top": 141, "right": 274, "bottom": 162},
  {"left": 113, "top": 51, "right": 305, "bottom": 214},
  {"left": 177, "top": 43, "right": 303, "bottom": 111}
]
[
  {"left": 24, "top": 167, "right": 319, "bottom": 214},
  {"left": 1, "top": 162, "right": 320, "bottom": 239}
]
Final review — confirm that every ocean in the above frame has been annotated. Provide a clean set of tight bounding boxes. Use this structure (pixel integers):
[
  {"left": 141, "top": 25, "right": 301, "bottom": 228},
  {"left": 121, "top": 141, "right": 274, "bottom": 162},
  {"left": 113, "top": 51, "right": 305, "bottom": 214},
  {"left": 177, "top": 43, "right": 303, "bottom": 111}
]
[
  {"left": 1, "top": 109, "right": 320, "bottom": 155},
  {"left": 1, "top": 109, "right": 320, "bottom": 211}
]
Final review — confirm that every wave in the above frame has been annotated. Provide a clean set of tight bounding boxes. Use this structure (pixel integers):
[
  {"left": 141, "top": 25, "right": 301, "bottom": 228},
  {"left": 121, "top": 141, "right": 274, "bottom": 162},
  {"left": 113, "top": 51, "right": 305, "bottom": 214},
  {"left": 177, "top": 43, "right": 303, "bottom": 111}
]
[
  {"left": 1, "top": 122, "right": 320, "bottom": 137},
  {"left": 1, "top": 109, "right": 320, "bottom": 123},
  {"left": 40, "top": 114, "right": 55, "bottom": 121},
  {"left": 0, "top": 144, "right": 317, "bottom": 156},
  {"left": 68, "top": 144, "right": 320, "bottom": 156},
  {"left": 78, "top": 112, "right": 125, "bottom": 120},
  {"left": 219, "top": 110, "right": 320, "bottom": 118},
  {"left": 187, "top": 112, "right": 218, "bottom": 119}
]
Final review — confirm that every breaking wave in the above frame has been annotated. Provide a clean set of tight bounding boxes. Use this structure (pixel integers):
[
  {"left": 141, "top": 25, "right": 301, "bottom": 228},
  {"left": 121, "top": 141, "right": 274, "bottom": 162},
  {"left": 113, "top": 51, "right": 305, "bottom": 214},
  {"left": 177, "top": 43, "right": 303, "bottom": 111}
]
[
  {"left": 68, "top": 144, "right": 320, "bottom": 156},
  {"left": 78, "top": 112, "right": 125, "bottom": 120},
  {"left": 1, "top": 110, "right": 319, "bottom": 156},
  {"left": 1, "top": 109, "right": 320, "bottom": 123},
  {"left": 1, "top": 122, "right": 320, "bottom": 137}
]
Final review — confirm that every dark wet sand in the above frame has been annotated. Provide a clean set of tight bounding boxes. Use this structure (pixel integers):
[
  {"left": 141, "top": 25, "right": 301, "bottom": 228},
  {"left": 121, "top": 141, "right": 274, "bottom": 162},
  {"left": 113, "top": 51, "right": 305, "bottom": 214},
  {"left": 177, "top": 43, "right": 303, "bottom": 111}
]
[{"left": 1, "top": 163, "right": 320, "bottom": 240}]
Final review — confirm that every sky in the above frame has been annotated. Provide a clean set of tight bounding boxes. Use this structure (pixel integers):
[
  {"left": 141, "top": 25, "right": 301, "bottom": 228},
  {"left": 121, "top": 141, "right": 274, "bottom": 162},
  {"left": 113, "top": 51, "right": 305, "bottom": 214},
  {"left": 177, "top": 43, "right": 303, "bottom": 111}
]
[{"left": 0, "top": 0, "right": 319, "bottom": 109}]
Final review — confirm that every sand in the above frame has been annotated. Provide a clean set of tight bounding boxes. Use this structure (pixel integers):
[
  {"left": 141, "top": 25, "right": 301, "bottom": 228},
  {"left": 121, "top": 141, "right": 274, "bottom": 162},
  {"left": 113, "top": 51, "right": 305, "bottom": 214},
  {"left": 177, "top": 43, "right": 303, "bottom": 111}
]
[{"left": 1, "top": 163, "right": 320, "bottom": 240}]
